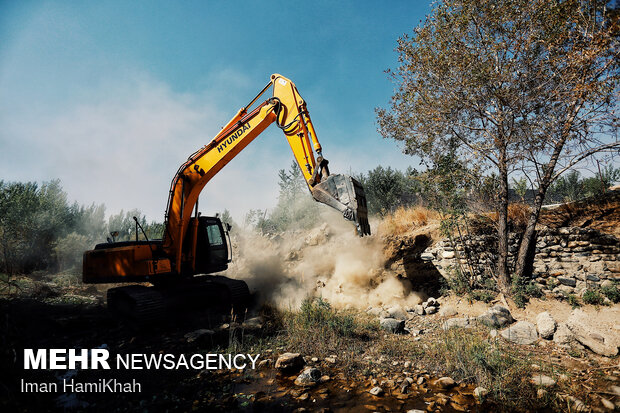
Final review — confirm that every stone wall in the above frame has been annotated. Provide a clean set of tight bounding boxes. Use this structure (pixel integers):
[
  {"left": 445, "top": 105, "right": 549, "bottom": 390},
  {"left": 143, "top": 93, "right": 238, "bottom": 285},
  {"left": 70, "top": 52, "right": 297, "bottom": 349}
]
[{"left": 423, "top": 227, "right": 620, "bottom": 296}]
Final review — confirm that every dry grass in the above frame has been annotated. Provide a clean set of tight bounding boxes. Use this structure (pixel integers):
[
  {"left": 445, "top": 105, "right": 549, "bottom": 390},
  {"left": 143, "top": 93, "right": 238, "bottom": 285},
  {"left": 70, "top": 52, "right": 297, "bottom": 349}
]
[
  {"left": 378, "top": 206, "right": 440, "bottom": 236},
  {"left": 469, "top": 202, "right": 531, "bottom": 234}
]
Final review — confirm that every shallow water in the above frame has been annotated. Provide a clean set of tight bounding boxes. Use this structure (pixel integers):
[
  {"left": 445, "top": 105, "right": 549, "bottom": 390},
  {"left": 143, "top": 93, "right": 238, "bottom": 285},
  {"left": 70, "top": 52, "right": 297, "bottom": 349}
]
[{"left": 224, "top": 367, "right": 480, "bottom": 412}]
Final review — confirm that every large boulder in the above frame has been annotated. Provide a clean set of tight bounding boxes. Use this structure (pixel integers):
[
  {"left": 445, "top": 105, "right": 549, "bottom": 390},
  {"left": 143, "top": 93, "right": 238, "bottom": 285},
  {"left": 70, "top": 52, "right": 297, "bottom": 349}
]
[
  {"left": 477, "top": 305, "right": 515, "bottom": 328},
  {"left": 500, "top": 321, "right": 538, "bottom": 345},
  {"left": 536, "top": 312, "right": 557, "bottom": 340},
  {"left": 566, "top": 310, "right": 618, "bottom": 357}
]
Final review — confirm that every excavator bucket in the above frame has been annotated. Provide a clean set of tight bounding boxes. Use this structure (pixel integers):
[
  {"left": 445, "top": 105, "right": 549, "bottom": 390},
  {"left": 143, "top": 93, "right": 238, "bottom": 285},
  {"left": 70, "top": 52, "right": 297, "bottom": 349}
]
[{"left": 311, "top": 174, "right": 371, "bottom": 236}]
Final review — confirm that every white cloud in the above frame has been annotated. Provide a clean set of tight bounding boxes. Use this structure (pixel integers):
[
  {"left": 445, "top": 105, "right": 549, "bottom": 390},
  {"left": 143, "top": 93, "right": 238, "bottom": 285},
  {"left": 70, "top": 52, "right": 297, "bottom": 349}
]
[{"left": 0, "top": 72, "right": 288, "bottom": 223}]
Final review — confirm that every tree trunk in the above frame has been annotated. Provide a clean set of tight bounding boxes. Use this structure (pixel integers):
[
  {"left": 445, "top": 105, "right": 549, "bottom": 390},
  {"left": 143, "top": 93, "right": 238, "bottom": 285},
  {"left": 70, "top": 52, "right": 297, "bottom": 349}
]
[
  {"left": 496, "top": 147, "right": 510, "bottom": 294},
  {"left": 514, "top": 100, "right": 582, "bottom": 280},
  {"left": 513, "top": 184, "right": 547, "bottom": 279}
]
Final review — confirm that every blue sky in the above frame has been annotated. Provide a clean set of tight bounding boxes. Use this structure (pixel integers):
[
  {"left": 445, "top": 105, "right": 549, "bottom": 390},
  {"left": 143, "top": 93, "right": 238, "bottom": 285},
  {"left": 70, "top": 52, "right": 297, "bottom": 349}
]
[{"left": 0, "top": 0, "right": 430, "bottom": 222}]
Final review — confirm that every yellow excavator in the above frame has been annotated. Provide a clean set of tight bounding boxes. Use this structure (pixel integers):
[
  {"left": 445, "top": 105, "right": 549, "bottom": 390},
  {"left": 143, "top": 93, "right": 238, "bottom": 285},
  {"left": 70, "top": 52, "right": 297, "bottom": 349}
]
[{"left": 82, "top": 74, "right": 370, "bottom": 320}]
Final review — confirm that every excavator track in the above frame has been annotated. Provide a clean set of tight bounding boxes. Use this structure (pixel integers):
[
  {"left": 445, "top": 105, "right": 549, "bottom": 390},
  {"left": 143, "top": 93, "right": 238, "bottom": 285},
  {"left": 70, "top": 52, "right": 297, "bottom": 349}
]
[
  {"left": 107, "top": 285, "right": 166, "bottom": 324},
  {"left": 106, "top": 277, "right": 250, "bottom": 323},
  {"left": 206, "top": 276, "right": 251, "bottom": 315}
]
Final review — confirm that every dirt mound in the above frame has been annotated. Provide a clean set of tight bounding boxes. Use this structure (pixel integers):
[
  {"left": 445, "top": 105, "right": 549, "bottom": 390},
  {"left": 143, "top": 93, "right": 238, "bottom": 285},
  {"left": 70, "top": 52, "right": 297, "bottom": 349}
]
[{"left": 539, "top": 190, "right": 620, "bottom": 237}]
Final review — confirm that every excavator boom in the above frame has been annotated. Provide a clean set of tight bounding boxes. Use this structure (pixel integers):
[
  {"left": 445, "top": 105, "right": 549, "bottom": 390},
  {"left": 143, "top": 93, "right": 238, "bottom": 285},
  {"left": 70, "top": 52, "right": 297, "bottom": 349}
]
[{"left": 162, "top": 74, "right": 370, "bottom": 274}]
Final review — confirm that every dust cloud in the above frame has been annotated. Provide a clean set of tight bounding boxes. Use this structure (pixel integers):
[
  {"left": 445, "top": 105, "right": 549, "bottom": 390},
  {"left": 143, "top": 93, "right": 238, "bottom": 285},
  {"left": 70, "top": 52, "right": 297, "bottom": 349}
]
[{"left": 224, "top": 209, "right": 424, "bottom": 310}]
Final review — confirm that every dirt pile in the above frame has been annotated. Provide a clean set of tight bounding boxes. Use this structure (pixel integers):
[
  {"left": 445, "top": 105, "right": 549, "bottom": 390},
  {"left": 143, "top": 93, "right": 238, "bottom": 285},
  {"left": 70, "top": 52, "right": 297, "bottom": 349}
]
[{"left": 539, "top": 190, "right": 620, "bottom": 237}]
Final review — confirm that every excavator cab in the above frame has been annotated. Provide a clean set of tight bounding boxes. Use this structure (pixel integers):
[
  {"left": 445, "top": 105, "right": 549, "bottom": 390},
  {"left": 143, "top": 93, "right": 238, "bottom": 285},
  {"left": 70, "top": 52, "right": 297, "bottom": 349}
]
[{"left": 184, "top": 216, "right": 230, "bottom": 275}]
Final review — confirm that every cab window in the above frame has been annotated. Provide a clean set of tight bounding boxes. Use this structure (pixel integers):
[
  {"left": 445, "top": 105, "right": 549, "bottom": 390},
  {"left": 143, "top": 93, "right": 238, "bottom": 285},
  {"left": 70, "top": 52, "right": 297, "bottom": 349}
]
[{"left": 206, "top": 224, "right": 224, "bottom": 246}]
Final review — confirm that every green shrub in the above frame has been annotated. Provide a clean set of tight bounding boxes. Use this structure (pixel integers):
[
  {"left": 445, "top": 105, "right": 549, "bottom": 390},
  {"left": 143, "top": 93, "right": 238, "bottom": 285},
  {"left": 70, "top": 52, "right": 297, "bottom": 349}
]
[
  {"left": 567, "top": 294, "right": 580, "bottom": 308},
  {"left": 469, "top": 289, "right": 496, "bottom": 303},
  {"left": 582, "top": 289, "right": 606, "bottom": 306},
  {"left": 601, "top": 284, "right": 620, "bottom": 303},
  {"left": 512, "top": 276, "right": 542, "bottom": 308},
  {"left": 297, "top": 297, "right": 357, "bottom": 336}
]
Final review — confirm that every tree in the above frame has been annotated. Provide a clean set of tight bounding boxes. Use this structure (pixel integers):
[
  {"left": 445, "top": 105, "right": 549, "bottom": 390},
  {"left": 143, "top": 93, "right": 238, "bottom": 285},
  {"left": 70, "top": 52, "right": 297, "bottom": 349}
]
[
  {"left": 512, "top": 177, "right": 528, "bottom": 202},
  {"left": 107, "top": 209, "right": 147, "bottom": 241},
  {"left": 377, "top": 0, "right": 619, "bottom": 293},
  {"left": 244, "top": 161, "right": 319, "bottom": 233},
  {"left": 356, "top": 166, "right": 406, "bottom": 215}
]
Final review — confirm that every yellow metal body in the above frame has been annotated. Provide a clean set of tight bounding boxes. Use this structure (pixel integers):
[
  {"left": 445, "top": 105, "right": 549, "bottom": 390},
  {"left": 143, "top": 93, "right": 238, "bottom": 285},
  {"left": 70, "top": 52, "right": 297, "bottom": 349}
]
[{"left": 162, "top": 74, "right": 326, "bottom": 274}]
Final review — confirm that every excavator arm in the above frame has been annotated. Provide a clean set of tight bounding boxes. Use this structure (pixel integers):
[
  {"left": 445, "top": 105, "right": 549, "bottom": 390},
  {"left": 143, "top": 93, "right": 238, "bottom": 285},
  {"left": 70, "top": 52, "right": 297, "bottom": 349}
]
[{"left": 162, "top": 74, "right": 370, "bottom": 273}]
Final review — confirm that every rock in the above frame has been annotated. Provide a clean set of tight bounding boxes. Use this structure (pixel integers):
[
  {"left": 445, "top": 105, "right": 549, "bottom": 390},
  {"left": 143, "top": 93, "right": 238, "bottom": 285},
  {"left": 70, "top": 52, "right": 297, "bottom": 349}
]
[
  {"left": 477, "top": 305, "right": 515, "bottom": 328},
  {"left": 184, "top": 329, "right": 214, "bottom": 344},
  {"left": 530, "top": 375, "right": 556, "bottom": 387},
  {"left": 425, "top": 306, "right": 438, "bottom": 315},
  {"left": 557, "top": 277, "right": 577, "bottom": 287},
  {"left": 564, "top": 395, "right": 589, "bottom": 412},
  {"left": 600, "top": 397, "right": 614, "bottom": 410},
  {"left": 426, "top": 297, "right": 438, "bottom": 307},
  {"left": 403, "top": 361, "right": 411, "bottom": 369},
  {"left": 441, "top": 250, "right": 455, "bottom": 259},
  {"left": 244, "top": 316, "right": 264, "bottom": 326},
  {"left": 415, "top": 305, "right": 425, "bottom": 315},
  {"left": 443, "top": 317, "right": 472, "bottom": 330},
  {"left": 417, "top": 376, "right": 425, "bottom": 385},
  {"left": 294, "top": 367, "right": 322, "bottom": 387},
  {"left": 436, "top": 377, "right": 456, "bottom": 389},
  {"left": 601, "top": 280, "right": 614, "bottom": 289},
  {"left": 558, "top": 285, "right": 575, "bottom": 295},
  {"left": 369, "top": 386, "right": 384, "bottom": 396},
  {"left": 380, "top": 317, "right": 405, "bottom": 334},
  {"left": 500, "top": 321, "right": 538, "bottom": 345},
  {"left": 473, "top": 387, "right": 488, "bottom": 401},
  {"left": 439, "top": 305, "right": 457, "bottom": 317},
  {"left": 536, "top": 312, "right": 557, "bottom": 339},
  {"left": 325, "top": 355, "right": 337, "bottom": 364},
  {"left": 275, "top": 353, "right": 305, "bottom": 371},
  {"left": 566, "top": 310, "right": 618, "bottom": 357},
  {"left": 553, "top": 323, "right": 576, "bottom": 346},
  {"left": 242, "top": 317, "right": 264, "bottom": 330},
  {"left": 367, "top": 307, "right": 388, "bottom": 317},
  {"left": 421, "top": 252, "right": 435, "bottom": 261},
  {"left": 387, "top": 305, "right": 408, "bottom": 320}
]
